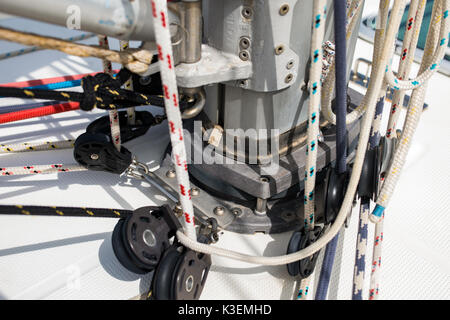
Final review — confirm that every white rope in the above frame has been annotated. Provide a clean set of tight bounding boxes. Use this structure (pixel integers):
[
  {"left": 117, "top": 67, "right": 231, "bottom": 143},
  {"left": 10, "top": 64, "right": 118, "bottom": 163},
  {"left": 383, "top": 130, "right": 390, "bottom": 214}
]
[
  {"left": 151, "top": 0, "right": 197, "bottom": 240},
  {"left": 386, "top": 0, "right": 427, "bottom": 138},
  {"left": 176, "top": 0, "right": 407, "bottom": 266},
  {"left": 371, "top": 0, "right": 448, "bottom": 220},
  {"left": 0, "top": 140, "right": 74, "bottom": 153},
  {"left": 298, "top": 0, "right": 327, "bottom": 300},
  {"left": 0, "top": 164, "right": 86, "bottom": 175},
  {"left": 120, "top": 40, "right": 136, "bottom": 126},
  {"left": 384, "top": 2, "right": 448, "bottom": 90},
  {"left": 97, "top": 35, "right": 122, "bottom": 152}
]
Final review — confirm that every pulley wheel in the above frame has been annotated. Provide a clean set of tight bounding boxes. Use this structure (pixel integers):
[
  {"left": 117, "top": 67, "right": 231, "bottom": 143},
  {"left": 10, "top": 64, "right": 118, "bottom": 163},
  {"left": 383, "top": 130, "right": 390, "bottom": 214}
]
[
  {"left": 286, "top": 230, "right": 302, "bottom": 276},
  {"left": 111, "top": 218, "right": 148, "bottom": 274},
  {"left": 123, "top": 207, "right": 171, "bottom": 270},
  {"left": 298, "top": 226, "right": 324, "bottom": 279},
  {"left": 152, "top": 245, "right": 183, "bottom": 300},
  {"left": 172, "top": 249, "right": 211, "bottom": 300}
]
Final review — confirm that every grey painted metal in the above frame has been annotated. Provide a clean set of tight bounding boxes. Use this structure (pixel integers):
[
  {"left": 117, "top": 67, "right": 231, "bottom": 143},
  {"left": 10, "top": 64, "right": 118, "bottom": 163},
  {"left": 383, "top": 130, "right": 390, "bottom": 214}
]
[
  {"left": 200, "top": 0, "right": 362, "bottom": 154},
  {"left": 153, "top": 155, "right": 328, "bottom": 234},
  {"left": 187, "top": 87, "right": 363, "bottom": 200},
  {"left": 0, "top": 0, "right": 179, "bottom": 42},
  {"left": 175, "top": 45, "right": 253, "bottom": 87}
]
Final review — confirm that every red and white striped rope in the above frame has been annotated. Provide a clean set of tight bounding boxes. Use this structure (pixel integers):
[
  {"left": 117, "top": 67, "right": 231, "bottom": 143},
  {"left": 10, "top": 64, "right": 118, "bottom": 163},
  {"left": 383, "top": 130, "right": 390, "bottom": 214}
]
[
  {"left": 97, "top": 35, "right": 122, "bottom": 152},
  {"left": 120, "top": 40, "right": 136, "bottom": 126},
  {"left": 151, "top": 0, "right": 196, "bottom": 240}
]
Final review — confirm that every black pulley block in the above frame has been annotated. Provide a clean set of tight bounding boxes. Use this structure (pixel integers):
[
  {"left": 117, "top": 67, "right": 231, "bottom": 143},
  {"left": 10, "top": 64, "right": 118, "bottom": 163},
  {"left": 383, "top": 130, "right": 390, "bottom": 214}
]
[
  {"left": 286, "top": 226, "right": 324, "bottom": 279},
  {"left": 151, "top": 244, "right": 211, "bottom": 300},
  {"left": 86, "top": 111, "right": 157, "bottom": 143},
  {"left": 73, "top": 132, "right": 132, "bottom": 174},
  {"left": 112, "top": 218, "right": 148, "bottom": 274},
  {"left": 324, "top": 167, "right": 349, "bottom": 224},
  {"left": 358, "top": 147, "right": 380, "bottom": 200},
  {"left": 298, "top": 226, "right": 324, "bottom": 278},
  {"left": 286, "top": 231, "right": 303, "bottom": 276},
  {"left": 122, "top": 206, "right": 172, "bottom": 270},
  {"left": 131, "top": 68, "right": 163, "bottom": 96},
  {"left": 111, "top": 205, "right": 182, "bottom": 274}
]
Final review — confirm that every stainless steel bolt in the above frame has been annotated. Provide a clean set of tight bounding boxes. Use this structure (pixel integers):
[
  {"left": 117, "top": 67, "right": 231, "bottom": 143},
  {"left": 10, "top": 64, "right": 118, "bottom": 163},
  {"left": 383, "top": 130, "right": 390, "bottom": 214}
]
[
  {"left": 166, "top": 169, "right": 176, "bottom": 178},
  {"left": 191, "top": 187, "right": 200, "bottom": 196},
  {"left": 239, "top": 50, "right": 250, "bottom": 61},
  {"left": 279, "top": 4, "right": 290, "bottom": 16},
  {"left": 285, "top": 73, "right": 294, "bottom": 83},
  {"left": 214, "top": 206, "right": 225, "bottom": 216},
  {"left": 275, "top": 45, "right": 285, "bottom": 55}
]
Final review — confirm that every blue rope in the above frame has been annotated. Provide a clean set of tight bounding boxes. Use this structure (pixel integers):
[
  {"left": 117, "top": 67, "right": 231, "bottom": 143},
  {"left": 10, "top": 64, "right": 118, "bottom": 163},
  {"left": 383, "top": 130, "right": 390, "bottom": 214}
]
[{"left": 315, "top": 0, "right": 347, "bottom": 300}]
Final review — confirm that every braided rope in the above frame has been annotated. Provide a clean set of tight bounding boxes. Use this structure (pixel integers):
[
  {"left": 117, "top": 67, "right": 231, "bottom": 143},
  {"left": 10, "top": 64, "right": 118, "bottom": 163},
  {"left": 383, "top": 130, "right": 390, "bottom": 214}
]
[
  {"left": 386, "top": 0, "right": 427, "bottom": 138},
  {"left": 0, "top": 32, "right": 95, "bottom": 61},
  {"left": 372, "top": 0, "right": 448, "bottom": 221},
  {"left": 296, "top": 0, "right": 327, "bottom": 301},
  {"left": 98, "top": 35, "right": 121, "bottom": 152},
  {"left": 151, "top": 0, "right": 196, "bottom": 240},
  {"left": 0, "top": 27, "right": 153, "bottom": 75},
  {"left": 0, "top": 204, "right": 131, "bottom": 218},
  {"left": 0, "top": 140, "right": 74, "bottom": 153},
  {"left": 0, "top": 164, "right": 86, "bottom": 175},
  {"left": 120, "top": 40, "right": 136, "bottom": 126}
]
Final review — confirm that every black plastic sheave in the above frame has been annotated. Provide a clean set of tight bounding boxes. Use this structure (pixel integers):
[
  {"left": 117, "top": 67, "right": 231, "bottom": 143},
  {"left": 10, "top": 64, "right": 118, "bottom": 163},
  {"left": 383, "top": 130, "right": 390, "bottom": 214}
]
[
  {"left": 358, "top": 147, "right": 380, "bottom": 201},
  {"left": 286, "top": 226, "right": 324, "bottom": 279},
  {"left": 86, "top": 110, "right": 159, "bottom": 143},
  {"left": 111, "top": 205, "right": 182, "bottom": 274},
  {"left": 73, "top": 132, "right": 132, "bottom": 174},
  {"left": 324, "top": 167, "right": 350, "bottom": 224}
]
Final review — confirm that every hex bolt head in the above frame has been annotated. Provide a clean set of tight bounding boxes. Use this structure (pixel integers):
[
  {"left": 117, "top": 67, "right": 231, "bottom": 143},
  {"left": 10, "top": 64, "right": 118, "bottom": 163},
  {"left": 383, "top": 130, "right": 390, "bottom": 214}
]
[
  {"left": 191, "top": 187, "right": 200, "bottom": 196},
  {"left": 166, "top": 169, "right": 176, "bottom": 178},
  {"left": 232, "top": 208, "right": 243, "bottom": 217},
  {"left": 279, "top": 4, "right": 290, "bottom": 15},
  {"left": 275, "top": 45, "right": 285, "bottom": 55},
  {"left": 214, "top": 206, "right": 225, "bottom": 216}
]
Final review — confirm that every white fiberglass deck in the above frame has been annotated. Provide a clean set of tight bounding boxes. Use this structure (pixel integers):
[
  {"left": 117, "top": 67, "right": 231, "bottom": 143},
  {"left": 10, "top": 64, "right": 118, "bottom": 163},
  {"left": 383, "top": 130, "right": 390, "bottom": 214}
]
[{"left": 0, "top": 14, "right": 448, "bottom": 300}]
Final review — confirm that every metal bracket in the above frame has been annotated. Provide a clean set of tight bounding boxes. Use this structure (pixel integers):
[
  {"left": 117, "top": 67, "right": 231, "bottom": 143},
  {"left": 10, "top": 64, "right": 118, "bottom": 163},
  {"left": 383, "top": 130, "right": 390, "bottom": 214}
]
[{"left": 175, "top": 44, "right": 253, "bottom": 88}]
